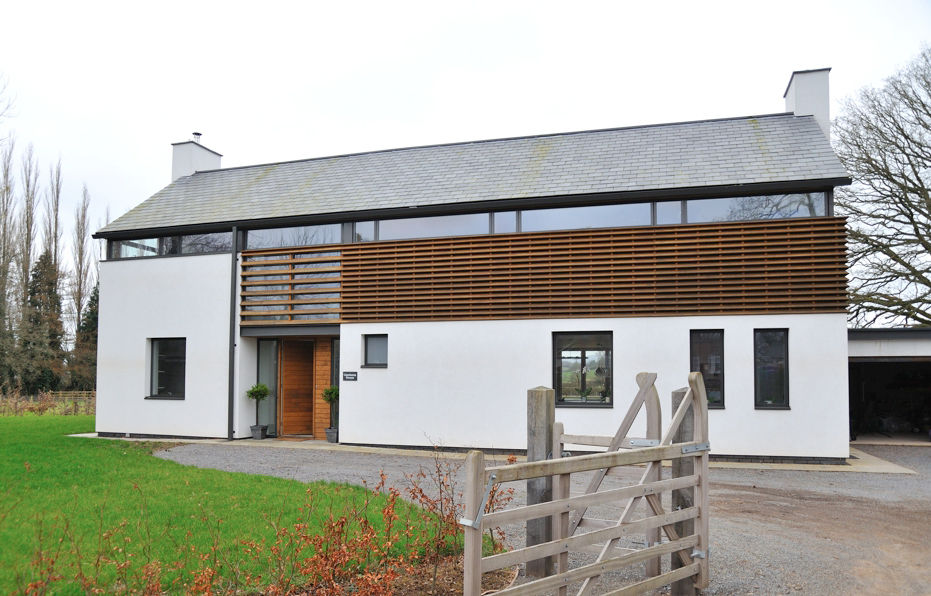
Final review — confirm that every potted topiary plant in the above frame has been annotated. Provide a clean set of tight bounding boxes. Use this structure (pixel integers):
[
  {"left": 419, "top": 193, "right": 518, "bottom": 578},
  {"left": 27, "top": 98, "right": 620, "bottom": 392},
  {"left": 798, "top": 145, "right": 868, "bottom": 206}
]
[
  {"left": 322, "top": 385, "right": 339, "bottom": 443},
  {"left": 246, "top": 383, "right": 270, "bottom": 439}
]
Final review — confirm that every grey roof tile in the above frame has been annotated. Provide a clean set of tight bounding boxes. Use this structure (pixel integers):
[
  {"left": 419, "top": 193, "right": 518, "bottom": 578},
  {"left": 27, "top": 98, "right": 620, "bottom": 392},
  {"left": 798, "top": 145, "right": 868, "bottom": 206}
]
[{"left": 100, "top": 113, "right": 849, "bottom": 234}]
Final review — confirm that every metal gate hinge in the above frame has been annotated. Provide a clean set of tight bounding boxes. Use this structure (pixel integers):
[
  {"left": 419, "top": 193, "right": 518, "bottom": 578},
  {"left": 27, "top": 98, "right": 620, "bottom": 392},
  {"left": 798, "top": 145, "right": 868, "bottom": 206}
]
[
  {"left": 458, "top": 473, "right": 497, "bottom": 529},
  {"left": 682, "top": 442, "right": 710, "bottom": 454},
  {"left": 630, "top": 438, "right": 660, "bottom": 447},
  {"left": 691, "top": 548, "right": 708, "bottom": 559}
]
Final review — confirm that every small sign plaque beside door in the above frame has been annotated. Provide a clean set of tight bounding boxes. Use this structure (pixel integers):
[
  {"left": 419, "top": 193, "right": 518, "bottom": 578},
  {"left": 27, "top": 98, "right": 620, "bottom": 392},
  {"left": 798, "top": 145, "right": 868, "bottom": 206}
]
[{"left": 342, "top": 371, "right": 358, "bottom": 381}]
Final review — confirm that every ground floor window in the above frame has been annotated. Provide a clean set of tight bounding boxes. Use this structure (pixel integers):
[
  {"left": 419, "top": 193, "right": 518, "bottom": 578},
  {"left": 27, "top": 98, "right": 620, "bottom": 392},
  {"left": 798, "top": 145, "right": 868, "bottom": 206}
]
[
  {"left": 149, "top": 338, "right": 186, "bottom": 399},
  {"left": 690, "top": 330, "right": 724, "bottom": 408},
  {"left": 363, "top": 334, "right": 388, "bottom": 367},
  {"left": 553, "top": 332, "right": 612, "bottom": 407},
  {"left": 754, "top": 329, "right": 789, "bottom": 409}
]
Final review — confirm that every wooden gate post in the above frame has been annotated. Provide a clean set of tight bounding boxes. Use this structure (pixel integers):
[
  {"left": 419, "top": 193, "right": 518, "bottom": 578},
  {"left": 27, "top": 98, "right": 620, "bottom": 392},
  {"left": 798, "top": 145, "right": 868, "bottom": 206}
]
[
  {"left": 670, "top": 387, "right": 695, "bottom": 596},
  {"left": 689, "top": 372, "right": 711, "bottom": 590},
  {"left": 526, "top": 386, "right": 555, "bottom": 578},
  {"left": 463, "top": 450, "right": 484, "bottom": 596},
  {"left": 645, "top": 386, "right": 662, "bottom": 578}
]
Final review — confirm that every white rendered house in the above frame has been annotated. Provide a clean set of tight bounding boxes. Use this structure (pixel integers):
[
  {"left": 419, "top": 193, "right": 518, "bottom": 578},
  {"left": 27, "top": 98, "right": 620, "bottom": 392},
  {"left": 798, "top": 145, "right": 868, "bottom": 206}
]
[{"left": 94, "top": 69, "right": 852, "bottom": 459}]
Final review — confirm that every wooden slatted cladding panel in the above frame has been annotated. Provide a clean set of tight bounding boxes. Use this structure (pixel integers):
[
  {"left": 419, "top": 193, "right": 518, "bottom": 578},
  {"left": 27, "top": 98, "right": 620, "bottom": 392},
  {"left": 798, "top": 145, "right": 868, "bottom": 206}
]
[
  {"left": 312, "top": 340, "right": 332, "bottom": 439},
  {"left": 339, "top": 217, "right": 847, "bottom": 322},
  {"left": 240, "top": 247, "right": 342, "bottom": 326}
]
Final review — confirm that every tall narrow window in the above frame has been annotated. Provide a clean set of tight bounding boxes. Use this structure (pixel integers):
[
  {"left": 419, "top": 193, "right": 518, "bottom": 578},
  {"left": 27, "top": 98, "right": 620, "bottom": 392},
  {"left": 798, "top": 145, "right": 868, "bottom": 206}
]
[
  {"left": 754, "top": 329, "right": 789, "bottom": 409},
  {"left": 364, "top": 334, "right": 388, "bottom": 367},
  {"left": 690, "top": 330, "right": 724, "bottom": 408},
  {"left": 553, "top": 332, "right": 612, "bottom": 407},
  {"left": 149, "top": 338, "right": 186, "bottom": 399},
  {"left": 256, "top": 339, "right": 278, "bottom": 433}
]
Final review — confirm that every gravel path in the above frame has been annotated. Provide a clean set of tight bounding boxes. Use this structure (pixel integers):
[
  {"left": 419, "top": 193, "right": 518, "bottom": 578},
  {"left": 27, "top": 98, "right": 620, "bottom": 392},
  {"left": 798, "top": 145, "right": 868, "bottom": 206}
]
[{"left": 157, "top": 444, "right": 931, "bottom": 594}]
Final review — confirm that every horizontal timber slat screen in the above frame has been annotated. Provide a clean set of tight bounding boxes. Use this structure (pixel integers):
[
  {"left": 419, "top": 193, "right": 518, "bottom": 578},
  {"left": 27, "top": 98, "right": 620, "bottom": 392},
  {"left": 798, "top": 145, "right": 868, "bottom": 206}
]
[
  {"left": 340, "top": 217, "right": 846, "bottom": 322},
  {"left": 240, "top": 246, "right": 343, "bottom": 326},
  {"left": 241, "top": 217, "right": 846, "bottom": 326}
]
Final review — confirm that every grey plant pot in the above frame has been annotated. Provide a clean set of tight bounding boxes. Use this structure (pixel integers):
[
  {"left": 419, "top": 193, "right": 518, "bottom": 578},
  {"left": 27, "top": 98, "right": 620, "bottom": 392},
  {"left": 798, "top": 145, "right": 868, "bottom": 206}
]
[
  {"left": 250, "top": 424, "right": 268, "bottom": 440},
  {"left": 325, "top": 427, "right": 338, "bottom": 443}
]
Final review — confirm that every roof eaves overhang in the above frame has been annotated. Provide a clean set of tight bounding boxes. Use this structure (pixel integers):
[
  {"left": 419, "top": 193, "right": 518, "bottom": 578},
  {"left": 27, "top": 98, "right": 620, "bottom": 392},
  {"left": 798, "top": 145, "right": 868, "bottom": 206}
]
[
  {"left": 93, "top": 176, "right": 852, "bottom": 240},
  {"left": 848, "top": 328, "right": 931, "bottom": 341}
]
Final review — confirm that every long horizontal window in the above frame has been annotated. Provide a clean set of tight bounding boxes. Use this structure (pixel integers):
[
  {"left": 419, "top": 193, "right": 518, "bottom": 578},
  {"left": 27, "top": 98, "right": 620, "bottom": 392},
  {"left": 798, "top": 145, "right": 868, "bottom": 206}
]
[
  {"left": 109, "top": 191, "right": 829, "bottom": 257},
  {"left": 109, "top": 232, "right": 231, "bottom": 259},
  {"left": 521, "top": 203, "right": 651, "bottom": 232},
  {"left": 246, "top": 224, "right": 341, "bottom": 249},
  {"left": 686, "top": 193, "right": 826, "bottom": 223},
  {"left": 379, "top": 213, "right": 489, "bottom": 241}
]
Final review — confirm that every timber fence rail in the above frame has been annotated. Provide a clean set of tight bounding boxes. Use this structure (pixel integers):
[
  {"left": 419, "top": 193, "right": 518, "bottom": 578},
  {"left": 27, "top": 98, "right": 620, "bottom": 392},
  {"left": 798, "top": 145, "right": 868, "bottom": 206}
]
[
  {"left": 461, "top": 372, "right": 710, "bottom": 596},
  {"left": 0, "top": 390, "right": 96, "bottom": 415}
]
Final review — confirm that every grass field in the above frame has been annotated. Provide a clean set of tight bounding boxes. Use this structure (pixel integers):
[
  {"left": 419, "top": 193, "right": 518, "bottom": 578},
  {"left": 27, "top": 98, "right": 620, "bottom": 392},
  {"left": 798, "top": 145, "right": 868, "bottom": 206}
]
[{"left": 0, "top": 415, "right": 430, "bottom": 593}]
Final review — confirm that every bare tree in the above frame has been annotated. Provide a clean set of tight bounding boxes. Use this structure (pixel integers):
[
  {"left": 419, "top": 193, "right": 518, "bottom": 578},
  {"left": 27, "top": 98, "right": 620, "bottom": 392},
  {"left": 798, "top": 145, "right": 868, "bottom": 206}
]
[
  {"left": 44, "top": 159, "right": 62, "bottom": 269},
  {"left": 0, "top": 139, "right": 15, "bottom": 385},
  {"left": 70, "top": 185, "right": 91, "bottom": 327},
  {"left": 0, "top": 139, "right": 14, "bottom": 301},
  {"left": 834, "top": 47, "right": 931, "bottom": 327},
  {"left": 0, "top": 75, "right": 12, "bottom": 146},
  {"left": 16, "top": 144, "right": 38, "bottom": 308}
]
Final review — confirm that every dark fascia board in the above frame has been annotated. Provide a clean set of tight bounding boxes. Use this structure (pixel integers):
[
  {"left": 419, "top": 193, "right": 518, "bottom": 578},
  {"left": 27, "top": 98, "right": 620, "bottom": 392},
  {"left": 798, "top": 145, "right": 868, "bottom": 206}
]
[
  {"left": 848, "top": 327, "right": 931, "bottom": 341},
  {"left": 240, "top": 325, "right": 340, "bottom": 337},
  {"left": 93, "top": 177, "right": 850, "bottom": 240}
]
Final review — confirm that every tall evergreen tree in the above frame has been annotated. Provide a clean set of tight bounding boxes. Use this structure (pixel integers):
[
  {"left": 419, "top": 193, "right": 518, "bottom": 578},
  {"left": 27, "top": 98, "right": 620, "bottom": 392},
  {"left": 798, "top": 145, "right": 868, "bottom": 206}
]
[
  {"left": 69, "top": 283, "right": 98, "bottom": 390},
  {"left": 18, "top": 250, "right": 64, "bottom": 393}
]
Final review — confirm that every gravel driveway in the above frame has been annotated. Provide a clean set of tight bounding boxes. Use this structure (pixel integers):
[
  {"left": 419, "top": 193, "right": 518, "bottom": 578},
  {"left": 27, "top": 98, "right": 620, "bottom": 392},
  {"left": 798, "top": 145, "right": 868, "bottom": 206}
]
[{"left": 157, "top": 443, "right": 931, "bottom": 594}]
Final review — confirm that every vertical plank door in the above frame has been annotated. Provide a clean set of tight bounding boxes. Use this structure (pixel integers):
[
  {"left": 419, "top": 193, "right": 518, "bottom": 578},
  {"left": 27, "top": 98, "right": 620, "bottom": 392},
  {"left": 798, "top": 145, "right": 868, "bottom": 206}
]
[{"left": 280, "top": 340, "right": 315, "bottom": 435}]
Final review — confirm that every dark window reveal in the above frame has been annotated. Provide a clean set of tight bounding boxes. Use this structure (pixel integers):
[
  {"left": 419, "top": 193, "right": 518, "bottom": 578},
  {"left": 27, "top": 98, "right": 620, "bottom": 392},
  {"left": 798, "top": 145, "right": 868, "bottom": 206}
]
[
  {"left": 553, "top": 332, "right": 613, "bottom": 407},
  {"left": 364, "top": 334, "right": 388, "bottom": 367},
  {"left": 690, "top": 330, "right": 724, "bottom": 408},
  {"left": 754, "top": 329, "right": 789, "bottom": 409},
  {"left": 150, "top": 338, "right": 186, "bottom": 399}
]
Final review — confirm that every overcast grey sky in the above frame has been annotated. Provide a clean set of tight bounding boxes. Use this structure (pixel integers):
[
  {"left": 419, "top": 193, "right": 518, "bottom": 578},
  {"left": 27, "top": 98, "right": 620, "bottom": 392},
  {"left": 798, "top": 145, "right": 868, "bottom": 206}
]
[{"left": 1, "top": 0, "right": 929, "bottom": 249}]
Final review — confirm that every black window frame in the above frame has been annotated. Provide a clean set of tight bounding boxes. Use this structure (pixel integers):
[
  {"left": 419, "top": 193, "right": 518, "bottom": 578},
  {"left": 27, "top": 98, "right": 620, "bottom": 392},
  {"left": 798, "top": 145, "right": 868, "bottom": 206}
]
[
  {"left": 147, "top": 337, "right": 186, "bottom": 400},
  {"left": 690, "top": 329, "right": 725, "bottom": 409},
  {"left": 753, "top": 328, "right": 790, "bottom": 410},
  {"left": 553, "top": 331, "right": 613, "bottom": 408},
  {"left": 363, "top": 334, "right": 388, "bottom": 368}
]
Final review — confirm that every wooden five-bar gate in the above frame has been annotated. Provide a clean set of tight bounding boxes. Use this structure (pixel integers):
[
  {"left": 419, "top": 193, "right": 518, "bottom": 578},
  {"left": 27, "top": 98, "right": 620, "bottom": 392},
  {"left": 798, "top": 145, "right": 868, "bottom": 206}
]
[{"left": 461, "top": 372, "right": 710, "bottom": 595}]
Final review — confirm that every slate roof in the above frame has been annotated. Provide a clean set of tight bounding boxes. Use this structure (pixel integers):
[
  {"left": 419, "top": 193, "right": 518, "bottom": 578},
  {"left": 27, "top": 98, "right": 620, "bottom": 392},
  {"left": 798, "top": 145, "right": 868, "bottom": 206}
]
[{"left": 99, "top": 113, "right": 850, "bottom": 235}]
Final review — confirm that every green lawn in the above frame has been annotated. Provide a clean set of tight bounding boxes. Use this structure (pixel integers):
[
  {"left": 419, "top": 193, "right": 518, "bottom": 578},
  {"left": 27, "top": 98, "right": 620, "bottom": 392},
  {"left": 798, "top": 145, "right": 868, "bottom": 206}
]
[{"left": 0, "top": 415, "right": 428, "bottom": 593}]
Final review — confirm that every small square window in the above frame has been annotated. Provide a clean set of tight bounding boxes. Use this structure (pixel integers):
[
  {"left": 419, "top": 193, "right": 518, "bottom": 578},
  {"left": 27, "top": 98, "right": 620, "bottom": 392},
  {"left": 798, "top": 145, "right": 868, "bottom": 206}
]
[
  {"left": 553, "top": 332, "right": 612, "bottom": 407},
  {"left": 149, "top": 338, "right": 186, "bottom": 399},
  {"left": 364, "top": 334, "right": 388, "bottom": 367},
  {"left": 754, "top": 329, "right": 789, "bottom": 409}
]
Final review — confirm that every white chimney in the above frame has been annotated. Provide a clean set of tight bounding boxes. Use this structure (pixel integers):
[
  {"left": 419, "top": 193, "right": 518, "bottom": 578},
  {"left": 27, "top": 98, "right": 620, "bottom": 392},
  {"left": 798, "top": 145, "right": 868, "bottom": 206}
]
[
  {"left": 171, "top": 132, "right": 222, "bottom": 181},
  {"left": 783, "top": 68, "right": 831, "bottom": 138}
]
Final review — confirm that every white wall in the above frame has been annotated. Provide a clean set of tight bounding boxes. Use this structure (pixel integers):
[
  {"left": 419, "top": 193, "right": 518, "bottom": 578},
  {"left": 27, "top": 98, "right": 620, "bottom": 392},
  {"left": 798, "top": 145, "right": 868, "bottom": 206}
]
[
  {"left": 171, "top": 141, "right": 221, "bottom": 181},
  {"left": 96, "top": 254, "right": 232, "bottom": 437},
  {"left": 339, "top": 313, "right": 849, "bottom": 458},
  {"left": 848, "top": 336, "right": 931, "bottom": 359}
]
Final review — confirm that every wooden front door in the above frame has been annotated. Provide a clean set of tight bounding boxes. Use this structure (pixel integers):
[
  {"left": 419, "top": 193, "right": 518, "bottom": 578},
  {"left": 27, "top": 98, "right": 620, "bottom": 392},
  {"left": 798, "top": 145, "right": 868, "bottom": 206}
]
[{"left": 280, "top": 340, "right": 315, "bottom": 435}]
